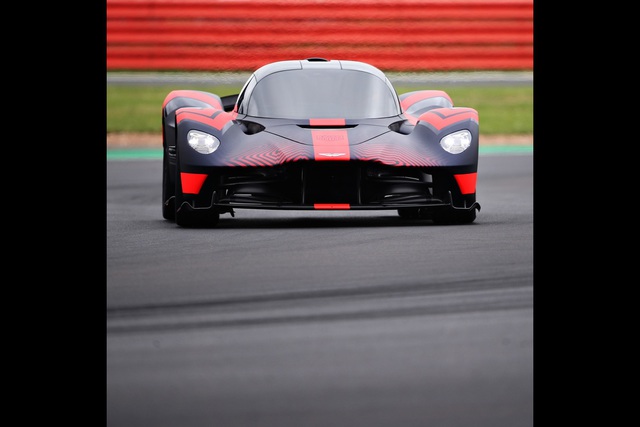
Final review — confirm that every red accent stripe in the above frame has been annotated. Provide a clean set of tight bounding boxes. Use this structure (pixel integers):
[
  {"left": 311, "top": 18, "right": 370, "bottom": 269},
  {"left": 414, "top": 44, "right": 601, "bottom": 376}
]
[
  {"left": 454, "top": 172, "right": 477, "bottom": 195},
  {"left": 210, "top": 111, "right": 234, "bottom": 129},
  {"left": 180, "top": 172, "right": 207, "bottom": 194},
  {"left": 311, "top": 130, "right": 350, "bottom": 161},
  {"left": 176, "top": 110, "right": 233, "bottom": 130},
  {"left": 309, "top": 118, "right": 346, "bottom": 127},
  {"left": 178, "top": 107, "right": 218, "bottom": 117},
  {"left": 417, "top": 108, "right": 478, "bottom": 131},
  {"left": 162, "top": 90, "right": 223, "bottom": 110},
  {"left": 314, "top": 203, "right": 351, "bottom": 210},
  {"left": 404, "top": 113, "right": 418, "bottom": 125},
  {"left": 400, "top": 90, "right": 453, "bottom": 111}
]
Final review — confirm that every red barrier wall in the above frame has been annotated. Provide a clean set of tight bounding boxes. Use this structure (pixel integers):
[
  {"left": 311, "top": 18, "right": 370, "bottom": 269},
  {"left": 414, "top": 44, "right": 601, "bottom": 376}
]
[{"left": 106, "top": 0, "right": 533, "bottom": 72}]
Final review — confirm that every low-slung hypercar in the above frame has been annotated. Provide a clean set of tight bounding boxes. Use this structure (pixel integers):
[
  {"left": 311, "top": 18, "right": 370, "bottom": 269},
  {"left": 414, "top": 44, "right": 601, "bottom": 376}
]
[{"left": 162, "top": 58, "right": 481, "bottom": 227}]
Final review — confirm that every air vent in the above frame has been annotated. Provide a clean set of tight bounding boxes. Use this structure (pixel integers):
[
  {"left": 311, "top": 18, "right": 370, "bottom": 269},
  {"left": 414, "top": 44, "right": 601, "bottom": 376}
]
[
  {"left": 305, "top": 57, "right": 329, "bottom": 62},
  {"left": 238, "top": 120, "right": 265, "bottom": 135},
  {"left": 297, "top": 124, "right": 357, "bottom": 129},
  {"left": 388, "top": 120, "right": 413, "bottom": 135}
]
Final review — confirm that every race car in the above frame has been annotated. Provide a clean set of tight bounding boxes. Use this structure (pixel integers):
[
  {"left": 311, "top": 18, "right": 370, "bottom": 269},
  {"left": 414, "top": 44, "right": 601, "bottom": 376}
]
[{"left": 161, "top": 58, "right": 481, "bottom": 227}]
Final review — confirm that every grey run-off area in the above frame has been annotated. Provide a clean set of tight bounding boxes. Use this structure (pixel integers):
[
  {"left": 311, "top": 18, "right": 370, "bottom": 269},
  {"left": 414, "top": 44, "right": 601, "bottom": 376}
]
[{"left": 107, "top": 71, "right": 533, "bottom": 87}]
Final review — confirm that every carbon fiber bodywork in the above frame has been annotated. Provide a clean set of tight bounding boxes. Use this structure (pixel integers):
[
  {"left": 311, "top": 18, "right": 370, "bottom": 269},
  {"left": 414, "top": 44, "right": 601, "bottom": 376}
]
[{"left": 162, "top": 59, "right": 481, "bottom": 227}]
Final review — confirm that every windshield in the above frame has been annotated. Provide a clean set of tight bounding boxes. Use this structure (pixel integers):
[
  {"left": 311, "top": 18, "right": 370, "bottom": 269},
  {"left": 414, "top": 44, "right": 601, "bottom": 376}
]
[{"left": 241, "top": 69, "right": 401, "bottom": 119}]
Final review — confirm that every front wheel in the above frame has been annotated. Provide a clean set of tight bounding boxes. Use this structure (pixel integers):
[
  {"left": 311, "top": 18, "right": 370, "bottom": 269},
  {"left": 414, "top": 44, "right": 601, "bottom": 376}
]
[
  {"left": 432, "top": 207, "right": 477, "bottom": 225},
  {"left": 397, "top": 208, "right": 420, "bottom": 219},
  {"left": 175, "top": 205, "right": 220, "bottom": 228},
  {"left": 398, "top": 207, "right": 433, "bottom": 220},
  {"left": 162, "top": 153, "right": 175, "bottom": 220}
]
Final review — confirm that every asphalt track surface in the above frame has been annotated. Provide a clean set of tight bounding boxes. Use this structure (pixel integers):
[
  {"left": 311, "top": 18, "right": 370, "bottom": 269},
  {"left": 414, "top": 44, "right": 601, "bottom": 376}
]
[{"left": 106, "top": 151, "right": 533, "bottom": 427}]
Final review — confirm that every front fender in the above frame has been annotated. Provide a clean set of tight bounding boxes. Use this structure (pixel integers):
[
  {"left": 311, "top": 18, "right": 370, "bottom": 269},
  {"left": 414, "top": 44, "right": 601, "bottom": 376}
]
[
  {"left": 412, "top": 107, "right": 479, "bottom": 168},
  {"left": 162, "top": 90, "right": 225, "bottom": 150}
]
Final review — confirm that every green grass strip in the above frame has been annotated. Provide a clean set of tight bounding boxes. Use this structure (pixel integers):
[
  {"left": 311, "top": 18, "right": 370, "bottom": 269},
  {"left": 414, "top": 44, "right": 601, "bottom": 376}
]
[
  {"left": 107, "top": 148, "right": 163, "bottom": 160},
  {"left": 479, "top": 145, "right": 533, "bottom": 155}
]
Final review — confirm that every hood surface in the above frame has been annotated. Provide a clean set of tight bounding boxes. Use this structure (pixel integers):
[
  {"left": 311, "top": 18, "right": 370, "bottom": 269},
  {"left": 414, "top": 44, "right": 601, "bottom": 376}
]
[{"left": 266, "top": 122, "right": 391, "bottom": 146}]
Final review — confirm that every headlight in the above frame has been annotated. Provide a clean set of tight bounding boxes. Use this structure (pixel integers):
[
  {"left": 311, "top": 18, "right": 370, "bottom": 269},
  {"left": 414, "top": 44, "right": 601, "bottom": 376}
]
[
  {"left": 187, "top": 130, "right": 220, "bottom": 154},
  {"left": 439, "top": 130, "right": 472, "bottom": 154}
]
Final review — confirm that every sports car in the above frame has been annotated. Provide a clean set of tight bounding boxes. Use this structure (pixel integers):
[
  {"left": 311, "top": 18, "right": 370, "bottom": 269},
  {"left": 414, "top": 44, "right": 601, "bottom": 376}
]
[{"left": 161, "top": 58, "right": 481, "bottom": 227}]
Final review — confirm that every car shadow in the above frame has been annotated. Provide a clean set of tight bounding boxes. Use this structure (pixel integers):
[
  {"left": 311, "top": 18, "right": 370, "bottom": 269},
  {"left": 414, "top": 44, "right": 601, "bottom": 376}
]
[{"left": 159, "top": 214, "right": 478, "bottom": 229}]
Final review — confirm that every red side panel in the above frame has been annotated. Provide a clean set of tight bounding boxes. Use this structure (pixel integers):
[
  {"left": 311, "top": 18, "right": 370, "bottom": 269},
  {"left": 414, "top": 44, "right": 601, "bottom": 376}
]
[
  {"left": 181, "top": 172, "right": 207, "bottom": 194},
  {"left": 454, "top": 172, "right": 477, "bottom": 195},
  {"left": 314, "top": 204, "right": 351, "bottom": 210},
  {"left": 311, "top": 130, "right": 350, "bottom": 161}
]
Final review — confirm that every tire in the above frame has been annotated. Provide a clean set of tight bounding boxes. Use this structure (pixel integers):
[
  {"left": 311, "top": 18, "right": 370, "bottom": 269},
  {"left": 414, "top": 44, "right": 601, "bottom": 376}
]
[
  {"left": 398, "top": 208, "right": 420, "bottom": 219},
  {"left": 175, "top": 205, "right": 220, "bottom": 228},
  {"left": 432, "top": 207, "right": 477, "bottom": 225},
  {"left": 398, "top": 207, "right": 433, "bottom": 220},
  {"left": 162, "top": 152, "right": 175, "bottom": 221}
]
